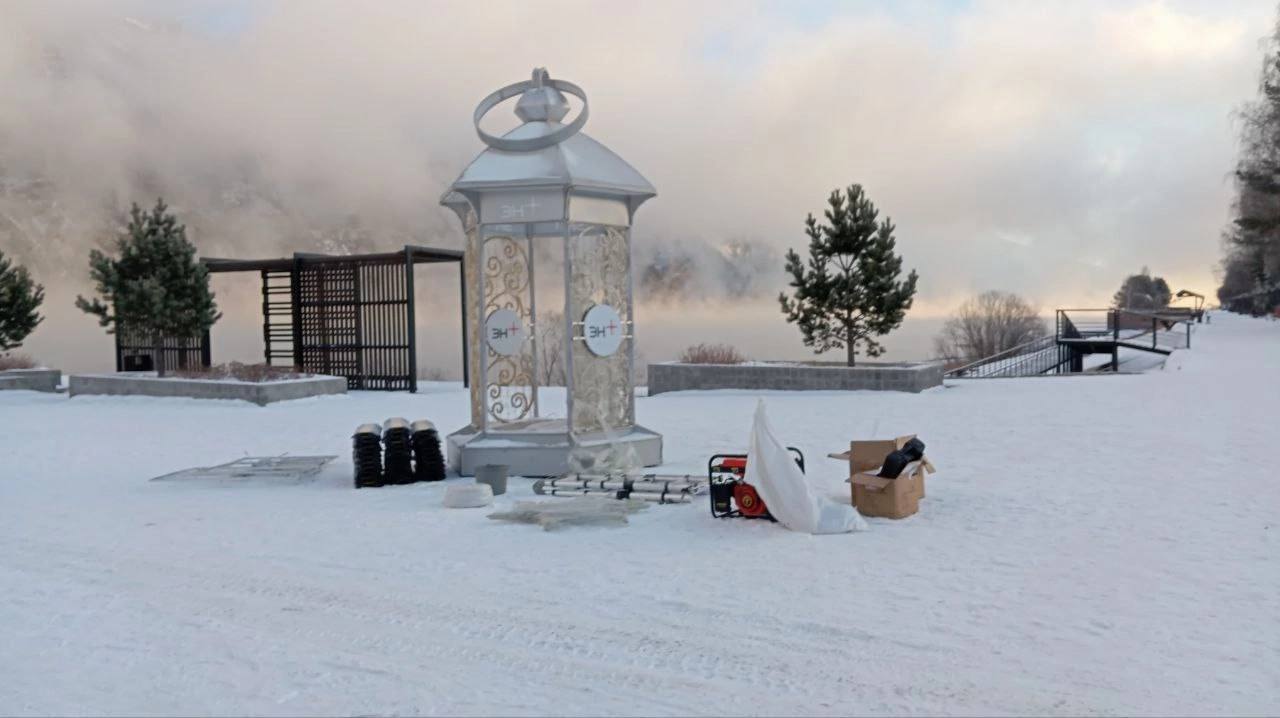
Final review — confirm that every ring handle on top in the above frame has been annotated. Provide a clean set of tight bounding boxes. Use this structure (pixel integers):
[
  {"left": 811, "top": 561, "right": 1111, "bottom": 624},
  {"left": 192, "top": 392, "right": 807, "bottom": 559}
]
[{"left": 473, "top": 77, "right": 589, "bottom": 152}]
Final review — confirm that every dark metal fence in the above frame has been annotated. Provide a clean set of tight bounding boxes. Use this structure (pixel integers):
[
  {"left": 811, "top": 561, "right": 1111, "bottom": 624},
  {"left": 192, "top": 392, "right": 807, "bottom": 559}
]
[
  {"left": 114, "top": 327, "right": 211, "bottom": 372},
  {"left": 292, "top": 256, "right": 416, "bottom": 391}
]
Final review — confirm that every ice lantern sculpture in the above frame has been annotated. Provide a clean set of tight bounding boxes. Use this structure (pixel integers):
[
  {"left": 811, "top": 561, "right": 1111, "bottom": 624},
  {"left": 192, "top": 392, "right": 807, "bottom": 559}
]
[{"left": 442, "top": 68, "right": 662, "bottom": 476}]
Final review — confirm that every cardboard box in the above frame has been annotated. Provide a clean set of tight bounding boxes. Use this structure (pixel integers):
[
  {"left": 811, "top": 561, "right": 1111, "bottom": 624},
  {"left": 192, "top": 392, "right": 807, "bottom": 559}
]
[
  {"left": 828, "top": 435, "right": 936, "bottom": 519},
  {"left": 850, "top": 470, "right": 920, "bottom": 519}
]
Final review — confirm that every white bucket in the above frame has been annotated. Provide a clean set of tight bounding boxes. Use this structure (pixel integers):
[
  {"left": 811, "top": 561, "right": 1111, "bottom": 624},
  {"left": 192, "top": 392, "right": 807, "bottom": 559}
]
[{"left": 443, "top": 483, "right": 494, "bottom": 508}]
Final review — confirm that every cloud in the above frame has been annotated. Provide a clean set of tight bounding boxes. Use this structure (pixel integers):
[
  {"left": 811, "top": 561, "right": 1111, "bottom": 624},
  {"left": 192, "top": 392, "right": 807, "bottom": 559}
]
[{"left": 0, "top": 0, "right": 1270, "bottom": 368}]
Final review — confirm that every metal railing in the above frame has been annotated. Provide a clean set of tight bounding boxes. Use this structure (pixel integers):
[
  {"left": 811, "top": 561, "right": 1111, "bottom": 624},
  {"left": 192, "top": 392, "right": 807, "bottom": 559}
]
[
  {"left": 1057, "top": 308, "right": 1192, "bottom": 353},
  {"left": 946, "top": 307, "right": 1194, "bottom": 379},
  {"left": 1055, "top": 308, "right": 1116, "bottom": 339},
  {"left": 944, "top": 334, "right": 1069, "bottom": 378}
]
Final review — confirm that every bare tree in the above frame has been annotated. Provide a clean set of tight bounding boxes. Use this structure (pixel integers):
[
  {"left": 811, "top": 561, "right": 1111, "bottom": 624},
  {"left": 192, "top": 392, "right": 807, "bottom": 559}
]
[
  {"left": 679, "top": 343, "right": 746, "bottom": 364},
  {"left": 536, "top": 310, "right": 566, "bottom": 386},
  {"left": 933, "top": 291, "right": 1048, "bottom": 364}
]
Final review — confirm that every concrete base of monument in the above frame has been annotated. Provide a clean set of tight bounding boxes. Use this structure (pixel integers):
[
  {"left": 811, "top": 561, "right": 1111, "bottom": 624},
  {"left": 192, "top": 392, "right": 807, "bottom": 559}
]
[{"left": 447, "top": 421, "right": 663, "bottom": 478}]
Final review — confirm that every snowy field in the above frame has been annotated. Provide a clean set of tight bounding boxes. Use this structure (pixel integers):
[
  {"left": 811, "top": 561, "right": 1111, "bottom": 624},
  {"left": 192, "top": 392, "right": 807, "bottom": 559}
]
[{"left": 2, "top": 313, "right": 1277, "bottom": 716}]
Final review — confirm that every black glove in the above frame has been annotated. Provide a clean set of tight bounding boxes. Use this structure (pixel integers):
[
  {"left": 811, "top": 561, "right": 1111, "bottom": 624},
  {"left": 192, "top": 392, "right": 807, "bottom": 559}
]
[{"left": 877, "top": 437, "right": 926, "bottom": 479}]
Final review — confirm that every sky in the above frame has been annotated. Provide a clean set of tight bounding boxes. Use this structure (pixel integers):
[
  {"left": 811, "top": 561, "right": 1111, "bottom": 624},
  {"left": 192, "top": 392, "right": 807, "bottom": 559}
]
[{"left": 1, "top": 0, "right": 1274, "bottom": 370}]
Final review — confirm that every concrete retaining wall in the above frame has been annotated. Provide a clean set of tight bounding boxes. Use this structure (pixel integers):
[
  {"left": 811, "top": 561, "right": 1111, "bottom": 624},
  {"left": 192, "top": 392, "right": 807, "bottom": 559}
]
[
  {"left": 647, "top": 361, "right": 944, "bottom": 395},
  {"left": 68, "top": 373, "right": 347, "bottom": 405},
  {"left": 0, "top": 369, "right": 61, "bottom": 392}
]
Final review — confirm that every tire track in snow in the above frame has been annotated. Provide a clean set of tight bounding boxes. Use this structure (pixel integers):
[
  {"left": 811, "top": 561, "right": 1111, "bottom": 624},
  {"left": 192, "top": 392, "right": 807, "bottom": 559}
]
[{"left": 0, "top": 534, "right": 999, "bottom": 715}]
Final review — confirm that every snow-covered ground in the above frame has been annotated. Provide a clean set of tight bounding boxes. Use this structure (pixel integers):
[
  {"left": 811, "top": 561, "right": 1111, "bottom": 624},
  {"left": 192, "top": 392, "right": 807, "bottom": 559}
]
[{"left": 2, "top": 313, "right": 1277, "bottom": 716}]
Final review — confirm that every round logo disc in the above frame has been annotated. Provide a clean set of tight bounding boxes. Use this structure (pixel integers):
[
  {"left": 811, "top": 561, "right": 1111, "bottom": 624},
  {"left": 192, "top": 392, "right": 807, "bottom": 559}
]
[
  {"left": 485, "top": 308, "right": 526, "bottom": 356},
  {"left": 582, "top": 304, "right": 624, "bottom": 357}
]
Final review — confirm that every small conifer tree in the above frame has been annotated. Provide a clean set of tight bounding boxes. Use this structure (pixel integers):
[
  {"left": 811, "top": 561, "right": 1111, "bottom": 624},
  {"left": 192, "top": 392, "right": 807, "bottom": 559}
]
[
  {"left": 0, "top": 250, "right": 44, "bottom": 354},
  {"left": 779, "top": 184, "right": 918, "bottom": 366},
  {"left": 1113, "top": 267, "right": 1172, "bottom": 311},
  {"left": 76, "top": 200, "right": 220, "bottom": 376}
]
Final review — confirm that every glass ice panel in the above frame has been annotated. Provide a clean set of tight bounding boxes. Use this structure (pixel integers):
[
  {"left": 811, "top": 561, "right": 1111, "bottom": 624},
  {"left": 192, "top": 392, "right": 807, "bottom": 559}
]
[
  {"left": 568, "top": 194, "right": 629, "bottom": 226},
  {"left": 568, "top": 223, "right": 634, "bottom": 434}
]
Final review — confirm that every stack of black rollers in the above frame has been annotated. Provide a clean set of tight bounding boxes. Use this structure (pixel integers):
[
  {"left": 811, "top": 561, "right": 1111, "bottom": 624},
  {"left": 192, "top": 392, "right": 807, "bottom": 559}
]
[
  {"left": 352, "top": 423, "right": 384, "bottom": 488},
  {"left": 381, "top": 418, "right": 415, "bottom": 485},
  {"left": 351, "top": 418, "right": 447, "bottom": 489},
  {"left": 411, "top": 420, "right": 446, "bottom": 482}
]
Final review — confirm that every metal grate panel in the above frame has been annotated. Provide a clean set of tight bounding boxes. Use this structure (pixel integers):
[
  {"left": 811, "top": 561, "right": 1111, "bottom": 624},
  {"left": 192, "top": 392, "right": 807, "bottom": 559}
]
[{"left": 292, "top": 256, "right": 414, "bottom": 391}]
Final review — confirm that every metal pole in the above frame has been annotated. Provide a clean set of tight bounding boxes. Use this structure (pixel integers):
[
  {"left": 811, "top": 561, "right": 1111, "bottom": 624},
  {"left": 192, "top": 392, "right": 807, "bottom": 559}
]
[
  {"left": 624, "top": 225, "right": 636, "bottom": 426},
  {"left": 460, "top": 260, "right": 469, "bottom": 389},
  {"left": 260, "top": 269, "right": 270, "bottom": 365},
  {"left": 563, "top": 220, "right": 575, "bottom": 436},
  {"left": 404, "top": 246, "right": 417, "bottom": 393},
  {"left": 478, "top": 230, "right": 489, "bottom": 434},
  {"left": 291, "top": 256, "right": 303, "bottom": 370}
]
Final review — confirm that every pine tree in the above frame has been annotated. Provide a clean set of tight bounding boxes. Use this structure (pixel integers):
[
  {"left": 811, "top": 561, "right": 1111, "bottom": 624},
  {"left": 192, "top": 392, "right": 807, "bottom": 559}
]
[
  {"left": 1113, "top": 267, "right": 1172, "bottom": 311},
  {"left": 1220, "top": 14, "right": 1280, "bottom": 312},
  {"left": 0, "top": 250, "right": 44, "bottom": 353},
  {"left": 75, "top": 200, "right": 220, "bottom": 376},
  {"left": 779, "top": 184, "right": 918, "bottom": 366}
]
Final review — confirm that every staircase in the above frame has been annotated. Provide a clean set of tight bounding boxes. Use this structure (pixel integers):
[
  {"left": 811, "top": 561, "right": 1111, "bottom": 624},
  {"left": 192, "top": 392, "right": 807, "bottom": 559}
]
[
  {"left": 945, "top": 335, "right": 1068, "bottom": 378},
  {"left": 945, "top": 308, "right": 1193, "bottom": 379}
]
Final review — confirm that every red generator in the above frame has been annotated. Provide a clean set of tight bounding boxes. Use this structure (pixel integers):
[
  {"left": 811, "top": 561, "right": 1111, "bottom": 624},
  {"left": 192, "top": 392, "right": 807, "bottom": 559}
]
[{"left": 707, "top": 448, "right": 805, "bottom": 521}]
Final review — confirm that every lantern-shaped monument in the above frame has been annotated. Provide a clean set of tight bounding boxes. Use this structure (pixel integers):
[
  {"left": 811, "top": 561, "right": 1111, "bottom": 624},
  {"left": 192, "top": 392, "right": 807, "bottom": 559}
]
[{"left": 442, "top": 68, "right": 662, "bottom": 476}]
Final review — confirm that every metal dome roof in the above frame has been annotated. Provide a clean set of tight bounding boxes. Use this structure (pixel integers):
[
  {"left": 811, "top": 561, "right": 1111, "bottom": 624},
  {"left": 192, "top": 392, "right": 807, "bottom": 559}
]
[{"left": 442, "top": 69, "right": 656, "bottom": 208}]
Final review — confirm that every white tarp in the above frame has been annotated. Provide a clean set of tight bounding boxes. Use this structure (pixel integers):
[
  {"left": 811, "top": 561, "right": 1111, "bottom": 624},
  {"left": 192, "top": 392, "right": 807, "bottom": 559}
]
[{"left": 743, "top": 399, "right": 866, "bottom": 534}]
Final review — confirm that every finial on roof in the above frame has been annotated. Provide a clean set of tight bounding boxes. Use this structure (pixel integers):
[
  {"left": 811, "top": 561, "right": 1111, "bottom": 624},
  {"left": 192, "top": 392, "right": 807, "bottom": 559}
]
[
  {"left": 515, "top": 67, "right": 570, "bottom": 123},
  {"left": 473, "top": 68, "right": 589, "bottom": 151}
]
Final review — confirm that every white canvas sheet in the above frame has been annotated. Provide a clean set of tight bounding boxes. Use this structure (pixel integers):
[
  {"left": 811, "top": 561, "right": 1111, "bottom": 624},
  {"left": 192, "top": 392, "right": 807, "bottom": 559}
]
[{"left": 743, "top": 399, "right": 866, "bottom": 534}]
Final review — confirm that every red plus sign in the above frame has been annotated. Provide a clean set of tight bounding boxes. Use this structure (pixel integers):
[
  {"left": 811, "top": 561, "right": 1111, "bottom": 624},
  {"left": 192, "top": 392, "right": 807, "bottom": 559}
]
[
  {"left": 606, "top": 320, "right": 618, "bottom": 334},
  {"left": 508, "top": 322, "right": 521, "bottom": 334}
]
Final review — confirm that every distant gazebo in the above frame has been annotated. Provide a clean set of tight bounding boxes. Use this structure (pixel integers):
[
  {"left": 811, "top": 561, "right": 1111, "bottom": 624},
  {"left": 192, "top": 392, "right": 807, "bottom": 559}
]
[
  {"left": 200, "top": 246, "right": 464, "bottom": 391},
  {"left": 115, "top": 245, "right": 467, "bottom": 391}
]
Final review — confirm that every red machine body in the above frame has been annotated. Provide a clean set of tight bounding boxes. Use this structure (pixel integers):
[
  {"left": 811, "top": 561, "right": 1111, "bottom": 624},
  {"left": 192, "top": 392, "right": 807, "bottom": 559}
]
[{"left": 707, "top": 449, "right": 804, "bottom": 521}]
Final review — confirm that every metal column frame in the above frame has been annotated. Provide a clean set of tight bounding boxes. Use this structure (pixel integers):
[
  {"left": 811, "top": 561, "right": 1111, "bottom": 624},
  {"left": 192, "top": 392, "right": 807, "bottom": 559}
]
[
  {"left": 624, "top": 225, "right": 636, "bottom": 424},
  {"left": 562, "top": 217, "right": 575, "bottom": 437},
  {"left": 526, "top": 227, "right": 540, "bottom": 418},
  {"left": 477, "top": 230, "right": 489, "bottom": 433},
  {"left": 459, "top": 261, "right": 469, "bottom": 389}
]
